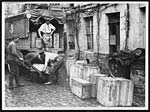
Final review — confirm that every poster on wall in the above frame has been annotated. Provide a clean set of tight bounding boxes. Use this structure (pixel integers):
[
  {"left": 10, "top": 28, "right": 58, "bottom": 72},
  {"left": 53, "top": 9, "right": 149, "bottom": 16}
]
[{"left": 110, "top": 35, "right": 116, "bottom": 45}]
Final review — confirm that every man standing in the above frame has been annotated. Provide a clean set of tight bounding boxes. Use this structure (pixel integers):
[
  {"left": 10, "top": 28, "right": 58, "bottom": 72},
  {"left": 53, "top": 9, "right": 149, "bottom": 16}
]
[
  {"left": 38, "top": 17, "right": 56, "bottom": 51},
  {"left": 7, "top": 35, "right": 24, "bottom": 89}
]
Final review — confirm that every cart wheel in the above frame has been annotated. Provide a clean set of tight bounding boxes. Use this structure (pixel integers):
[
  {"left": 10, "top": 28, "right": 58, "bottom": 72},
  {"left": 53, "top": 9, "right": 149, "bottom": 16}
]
[{"left": 109, "top": 59, "right": 123, "bottom": 77}]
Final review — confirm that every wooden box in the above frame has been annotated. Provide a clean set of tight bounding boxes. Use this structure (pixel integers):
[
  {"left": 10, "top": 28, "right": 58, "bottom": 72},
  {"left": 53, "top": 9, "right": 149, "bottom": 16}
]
[
  {"left": 69, "top": 62, "right": 86, "bottom": 87},
  {"left": 36, "top": 38, "right": 43, "bottom": 48},
  {"left": 65, "top": 58, "right": 76, "bottom": 78},
  {"left": 83, "top": 64, "right": 100, "bottom": 81},
  {"left": 31, "top": 32, "right": 37, "bottom": 48},
  {"left": 97, "top": 77, "right": 134, "bottom": 106},
  {"left": 70, "top": 78, "right": 92, "bottom": 99},
  {"left": 54, "top": 33, "right": 59, "bottom": 48},
  {"left": 74, "top": 60, "right": 87, "bottom": 79},
  {"left": 89, "top": 74, "right": 108, "bottom": 98}
]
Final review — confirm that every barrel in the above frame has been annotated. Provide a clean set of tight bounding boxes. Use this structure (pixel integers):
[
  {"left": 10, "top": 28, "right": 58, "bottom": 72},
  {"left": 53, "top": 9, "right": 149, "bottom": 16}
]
[
  {"left": 89, "top": 73, "right": 108, "bottom": 98},
  {"left": 82, "top": 64, "right": 100, "bottom": 81},
  {"left": 97, "top": 77, "right": 134, "bottom": 106}
]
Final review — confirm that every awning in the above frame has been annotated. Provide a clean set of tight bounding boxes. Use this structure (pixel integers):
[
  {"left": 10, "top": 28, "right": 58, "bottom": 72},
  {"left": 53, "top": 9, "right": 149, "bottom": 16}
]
[{"left": 29, "top": 9, "right": 66, "bottom": 24}]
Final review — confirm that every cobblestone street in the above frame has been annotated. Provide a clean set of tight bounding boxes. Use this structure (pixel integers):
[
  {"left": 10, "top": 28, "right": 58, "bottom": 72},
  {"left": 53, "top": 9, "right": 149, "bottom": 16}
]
[
  {"left": 4, "top": 64, "right": 101, "bottom": 108},
  {"left": 4, "top": 64, "right": 145, "bottom": 108}
]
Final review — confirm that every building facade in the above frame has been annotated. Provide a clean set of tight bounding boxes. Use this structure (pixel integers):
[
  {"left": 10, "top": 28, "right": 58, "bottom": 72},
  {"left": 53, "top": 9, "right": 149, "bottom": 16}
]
[{"left": 65, "top": 3, "right": 147, "bottom": 69}]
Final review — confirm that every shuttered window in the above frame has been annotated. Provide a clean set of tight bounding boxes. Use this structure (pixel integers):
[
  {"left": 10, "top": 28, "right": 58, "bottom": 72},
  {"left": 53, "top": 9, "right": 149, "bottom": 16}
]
[{"left": 85, "top": 16, "right": 93, "bottom": 50}]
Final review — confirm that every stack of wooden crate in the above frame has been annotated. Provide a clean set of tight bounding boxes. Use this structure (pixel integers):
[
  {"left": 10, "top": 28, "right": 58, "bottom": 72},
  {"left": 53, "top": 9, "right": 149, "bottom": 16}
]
[
  {"left": 70, "top": 60, "right": 101, "bottom": 99},
  {"left": 69, "top": 60, "right": 134, "bottom": 107},
  {"left": 69, "top": 60, "right": 87, "bottom": 87}
]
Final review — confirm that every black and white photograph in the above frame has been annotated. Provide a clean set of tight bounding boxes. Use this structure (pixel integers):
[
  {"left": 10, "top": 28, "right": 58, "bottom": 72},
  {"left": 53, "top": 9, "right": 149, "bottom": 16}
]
[{"left": 1, "top": 1, "right": 149, "bottom": 110}]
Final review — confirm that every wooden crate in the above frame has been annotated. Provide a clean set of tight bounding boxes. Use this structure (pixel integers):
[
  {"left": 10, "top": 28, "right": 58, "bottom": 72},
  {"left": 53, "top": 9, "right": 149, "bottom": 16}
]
[
  {"left": 17, "top": 38, "right": 30, "bottom": 50},
  {"left": 69, "top": 64, "right": 76, "bottom": 87},
  {"left": 70, "top": 78, "right": 92, "bottom": 99},
  {"left": 97, "top": 77, "right": 134, "bottom": 107},
  {"left": 31, "top": 32, "right": 37, "bottom": 48},
  {"left": 83, "top": 64, "right": 100, "bottom": 81},
  {"left": 36, "top": 38, "right": 43, "bottom": 49},
  {"left": 65, "top": 58, "right": 76, "bottom": 78},
  {"left": 54, "top": 33, "right": 59, "bottom": 48},
  {"left": 69, "top": 60, "right": 87, "bottom": 87},
  {"left": 89, "top": 74, "right": 108, "bottom": 98},
  {"left": 75, "top": 60, "right": 87, "bottom": 79}
]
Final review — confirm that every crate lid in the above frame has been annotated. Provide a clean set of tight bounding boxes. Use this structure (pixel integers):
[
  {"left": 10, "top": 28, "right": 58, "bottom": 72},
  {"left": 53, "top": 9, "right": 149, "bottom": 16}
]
[
  {"left": 98, "top": 77, "right": 131, "bottom": 82},
  {"left": 72, "top": 78, "right": 92, "bottom": 85},
  {"left": 93, "top": 73, "right": 108, "bottom": 77}
]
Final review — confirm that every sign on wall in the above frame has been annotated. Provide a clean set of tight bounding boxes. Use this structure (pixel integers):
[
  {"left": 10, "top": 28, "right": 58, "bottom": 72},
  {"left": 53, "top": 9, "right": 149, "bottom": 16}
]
[{"left": 110, "top": 35, "right": 116, "bottom": 45}]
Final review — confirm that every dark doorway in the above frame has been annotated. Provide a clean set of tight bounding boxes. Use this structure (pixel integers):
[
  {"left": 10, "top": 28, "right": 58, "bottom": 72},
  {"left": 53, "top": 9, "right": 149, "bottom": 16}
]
[{"left": 107, "top": 13, "right": 120, "bottom": 54}]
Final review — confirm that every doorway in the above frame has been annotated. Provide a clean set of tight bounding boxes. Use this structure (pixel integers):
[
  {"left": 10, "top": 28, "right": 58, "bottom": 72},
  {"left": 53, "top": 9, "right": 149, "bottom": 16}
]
[{"left": 107, "top": 13, "right": 120, "bottom": 54}]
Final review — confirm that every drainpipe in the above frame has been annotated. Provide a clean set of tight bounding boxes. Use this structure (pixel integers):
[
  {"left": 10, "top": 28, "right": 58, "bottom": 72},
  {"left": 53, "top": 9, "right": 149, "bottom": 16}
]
[
  {"left": 125, "top": 3, "right": 130, "bottom": 50},
  {"left": 97, "top": 4, "right": 100, "bottom": 62}
]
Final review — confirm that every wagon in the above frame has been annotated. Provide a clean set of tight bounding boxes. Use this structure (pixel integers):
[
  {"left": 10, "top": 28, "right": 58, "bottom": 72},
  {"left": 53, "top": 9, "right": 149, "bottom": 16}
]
[{"left": 21, "top": 60, "right": 55, "bottom": 84}]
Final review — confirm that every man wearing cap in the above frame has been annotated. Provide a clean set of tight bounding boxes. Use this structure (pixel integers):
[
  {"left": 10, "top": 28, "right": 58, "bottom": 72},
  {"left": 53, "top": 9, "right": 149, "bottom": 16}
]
[
  {"left": 7, "top": 35, "right": 24, "bottom": 89},
  {"left": 42, "top": 51, "right": 64, "bottom": 85},
  {"left": 38, "top": 17, "right": 56, "bottom": 51}
]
